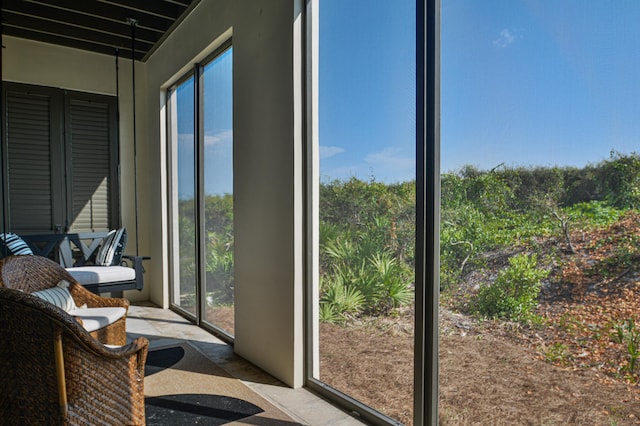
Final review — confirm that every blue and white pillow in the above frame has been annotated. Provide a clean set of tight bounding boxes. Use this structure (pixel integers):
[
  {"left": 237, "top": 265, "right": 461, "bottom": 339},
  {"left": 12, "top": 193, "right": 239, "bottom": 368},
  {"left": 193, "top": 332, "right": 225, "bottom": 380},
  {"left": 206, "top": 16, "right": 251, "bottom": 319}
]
[
  {"left": 96, "top": 228, "right": 127, "bottom": 266},
  {"left": 33, "top": 280, "right": 77, "bottom": 312},
  {"left": 0, "top": 233, "right": 33, "bottom": 258}
]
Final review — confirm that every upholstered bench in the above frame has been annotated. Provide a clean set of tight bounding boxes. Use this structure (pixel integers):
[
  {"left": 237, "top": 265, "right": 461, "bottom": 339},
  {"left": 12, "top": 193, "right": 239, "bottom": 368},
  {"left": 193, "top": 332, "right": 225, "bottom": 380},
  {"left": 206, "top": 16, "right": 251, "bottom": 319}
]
[
  {"left": 3, "top": 230, "right": 147, "bottom": 294},
  {"left": 66, "top": 264, "right": 135, "bottom": 289}
]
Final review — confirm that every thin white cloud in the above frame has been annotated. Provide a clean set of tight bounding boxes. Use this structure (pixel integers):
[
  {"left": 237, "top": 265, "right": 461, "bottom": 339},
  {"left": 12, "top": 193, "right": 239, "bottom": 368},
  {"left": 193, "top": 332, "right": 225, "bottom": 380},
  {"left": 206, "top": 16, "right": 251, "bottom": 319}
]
[
  {"left": 205, "top": 129, "right": 232, "bottom": 146},
  {"left": 493, "top": 28, "right": 518, "bottom": 48},
  {"left": 178, "top": 132, "right": 194, "bottom": 146},
  {"left": 364, "top": 147, "right": 415, "bottom": 183},
  {"left": 177, "top": 130, "right": 232, "bottom": 147},
  {"left": 320, "top": 145, "right": 345, "bottom": 160},
  {"left": 320, "top": 147, "right": 415, "bottom": 183}
]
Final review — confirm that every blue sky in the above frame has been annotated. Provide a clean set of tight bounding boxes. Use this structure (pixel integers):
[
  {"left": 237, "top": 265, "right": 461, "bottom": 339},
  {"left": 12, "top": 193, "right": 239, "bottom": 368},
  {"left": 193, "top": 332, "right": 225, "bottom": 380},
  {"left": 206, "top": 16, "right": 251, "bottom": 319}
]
[
  {"left": 320, "top": 0, "right": 640, "bottom": 181},
  {"left": 441, "top": 0, "right": 640, "bottom": 173},
  {"left": 176, "top": 1, "right": 640, "bottom": 191},
  {"left": 177, "top": 48, "right": 233, "bottom": 198},
  {"left": 319, "top": 0, "right": 416, "bottom": 183}
]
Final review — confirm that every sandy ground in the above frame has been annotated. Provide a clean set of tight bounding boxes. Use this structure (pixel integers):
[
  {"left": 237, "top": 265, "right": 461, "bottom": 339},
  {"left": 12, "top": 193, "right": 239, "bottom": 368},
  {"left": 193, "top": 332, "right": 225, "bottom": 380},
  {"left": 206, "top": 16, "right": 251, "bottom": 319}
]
[{"left": 319, "top": 307, "right": 640, "bottom": 426}]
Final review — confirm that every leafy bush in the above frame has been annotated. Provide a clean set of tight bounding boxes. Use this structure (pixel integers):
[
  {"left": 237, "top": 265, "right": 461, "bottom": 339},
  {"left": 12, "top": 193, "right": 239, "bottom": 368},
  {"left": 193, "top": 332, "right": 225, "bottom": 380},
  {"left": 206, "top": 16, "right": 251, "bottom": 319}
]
[
  {"left": 599, "top": 151, "right": 640, "bottom": 209},
  {"left": 474, "top": 253, "right": 548, "bottom": 322},
  {"left": 370, "top": 252, "right": 414, "bottom": 311},
  {"left": 564, "top": 200, "right": 624, "bottom": 228},
  {"left": 204, "top": 229, "right": 234, "bottom": 305},
  {"left": 318, "top": 178, "right": 416, "bottom": 321}
]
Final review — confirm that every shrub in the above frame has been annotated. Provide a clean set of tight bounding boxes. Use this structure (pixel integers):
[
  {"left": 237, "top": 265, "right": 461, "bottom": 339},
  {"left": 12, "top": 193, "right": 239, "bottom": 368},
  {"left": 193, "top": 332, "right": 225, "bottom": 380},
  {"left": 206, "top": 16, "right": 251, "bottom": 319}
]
[
  {"left": 319, "top": 276, "right": 365, "bottom": 323},
  {"left": 564, "top": 200, "right": 623, "bottom": 227},
  {"left": 599, "top": 151, "right": 640, "bottom": 209},
  {"left": 204, "top": 230, "right": 234, "bottom": 305},
  {"left": 474, "top": 253, "right": 548, "bottom": 322}
]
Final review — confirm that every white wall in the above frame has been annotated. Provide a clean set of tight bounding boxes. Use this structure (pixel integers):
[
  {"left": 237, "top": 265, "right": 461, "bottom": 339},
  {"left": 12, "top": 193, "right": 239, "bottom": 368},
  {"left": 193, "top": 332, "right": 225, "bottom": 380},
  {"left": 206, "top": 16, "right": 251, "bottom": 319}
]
[
  {"left": 1, "top": 36, "right": 151, "bottom": 303},
  {"left": 145, "top": 0, "right": 304, "bottom": 388}
]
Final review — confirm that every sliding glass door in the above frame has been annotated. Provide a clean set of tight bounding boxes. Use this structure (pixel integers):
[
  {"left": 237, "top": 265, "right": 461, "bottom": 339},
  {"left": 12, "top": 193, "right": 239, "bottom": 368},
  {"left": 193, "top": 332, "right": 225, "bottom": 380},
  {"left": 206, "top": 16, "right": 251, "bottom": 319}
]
[{"left": 169, "top": 43, "right": 234, "bottom": 338}]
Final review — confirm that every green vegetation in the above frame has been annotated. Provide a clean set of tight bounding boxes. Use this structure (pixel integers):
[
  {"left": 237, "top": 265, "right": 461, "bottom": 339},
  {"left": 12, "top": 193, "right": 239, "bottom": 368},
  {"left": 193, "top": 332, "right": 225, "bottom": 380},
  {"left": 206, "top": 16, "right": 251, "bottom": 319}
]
[
  {"left": 319, "top": 178, "right": 415, "bottom": 323},
  {"left": 473, "top": 253, "right": 548, "bottom": 322},
  {"left": 177, "top": 193, "right": 235, "bottom": 310},
  {"left": 319, "top": 151, "right": 640, "bottom": 324},
  {"left": 541, "top": 342, "right": 571, "bottom": 365},
  {"left": 440, "top": 152, "right": 637, "bottom": 292},
  {"left": 173, "top": 152, "right": 640, "bottom": 331},
  {"left": 612, "top": 318, "right": 640, "bottom": 376}
]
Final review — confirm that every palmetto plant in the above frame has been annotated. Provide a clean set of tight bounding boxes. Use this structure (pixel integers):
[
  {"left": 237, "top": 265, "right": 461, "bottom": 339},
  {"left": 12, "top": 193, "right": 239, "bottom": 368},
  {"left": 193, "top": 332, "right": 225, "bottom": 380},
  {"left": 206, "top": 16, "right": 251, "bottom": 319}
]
[
  {"left": 319, "top": 275, "right": 366, "bottom": 323},
  {"left": 370, "top": 252, "right": 413, "bottom": 312},
  {"left": 319, "top": 223, "right": 414, "bottom": 321}
]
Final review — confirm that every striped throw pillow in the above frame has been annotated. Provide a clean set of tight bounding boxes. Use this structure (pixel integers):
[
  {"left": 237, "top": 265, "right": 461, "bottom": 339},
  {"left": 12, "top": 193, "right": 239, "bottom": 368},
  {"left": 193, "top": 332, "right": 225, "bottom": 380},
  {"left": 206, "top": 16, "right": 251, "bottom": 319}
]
[
  {"left": 32, "top": 280, "right": 77, "bottom": 312},
  {"left": 0, "top": 233, "right": 33, "bottom": 257},
  {"left": 96, "top": 228, "right": 127, "bottom": 266}
]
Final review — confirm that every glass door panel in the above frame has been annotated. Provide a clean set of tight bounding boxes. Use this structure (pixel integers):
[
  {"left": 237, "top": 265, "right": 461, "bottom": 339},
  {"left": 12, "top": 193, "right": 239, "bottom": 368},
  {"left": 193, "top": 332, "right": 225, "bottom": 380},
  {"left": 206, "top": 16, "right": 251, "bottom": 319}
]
[
  {"left": 170, "top": 76, "right": 197, "bottom": 316},
  {"left": 202, "top": 47, "right": 234, "bottom": 335},
  {"left": 313, "top": 1, "right": 416, "bottom": 424}
]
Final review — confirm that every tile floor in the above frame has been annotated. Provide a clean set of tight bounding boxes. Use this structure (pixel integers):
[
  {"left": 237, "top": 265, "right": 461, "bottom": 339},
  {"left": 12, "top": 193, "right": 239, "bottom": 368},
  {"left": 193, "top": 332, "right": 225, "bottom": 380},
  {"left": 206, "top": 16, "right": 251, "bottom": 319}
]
[{"left": 126, "top": 303, "right": 366, "bottom": 426}]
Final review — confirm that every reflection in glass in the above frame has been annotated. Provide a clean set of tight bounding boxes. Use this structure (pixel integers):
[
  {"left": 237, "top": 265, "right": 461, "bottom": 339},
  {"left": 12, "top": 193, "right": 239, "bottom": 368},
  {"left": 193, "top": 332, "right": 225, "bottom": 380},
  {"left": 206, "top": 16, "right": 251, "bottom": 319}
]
[{"left": 172, "top": 76, "right": 197, "bottom": 315}]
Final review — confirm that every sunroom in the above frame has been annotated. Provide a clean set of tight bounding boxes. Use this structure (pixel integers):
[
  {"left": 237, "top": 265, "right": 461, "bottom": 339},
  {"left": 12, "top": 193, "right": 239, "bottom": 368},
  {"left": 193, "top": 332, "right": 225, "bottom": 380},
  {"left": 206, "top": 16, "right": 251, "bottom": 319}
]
[{"left": 1, "top": 1, "right": 436, "bottom": 425}]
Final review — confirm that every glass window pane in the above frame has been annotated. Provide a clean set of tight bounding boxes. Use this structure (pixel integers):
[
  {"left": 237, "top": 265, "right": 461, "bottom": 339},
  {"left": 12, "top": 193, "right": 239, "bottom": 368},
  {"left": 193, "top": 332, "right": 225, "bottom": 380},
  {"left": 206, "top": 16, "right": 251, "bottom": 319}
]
[
  {"left": 441, "top": 1, "right": 640, "bottom": 422},
  {"left": 202, "top": 47, "right": 234, "bottom": 336},
  {"left": 170, "top": 76, "right": 197, "bottom": 315},
  {"left": 315, "top": 1, "right": 416, "bottom": 424}
]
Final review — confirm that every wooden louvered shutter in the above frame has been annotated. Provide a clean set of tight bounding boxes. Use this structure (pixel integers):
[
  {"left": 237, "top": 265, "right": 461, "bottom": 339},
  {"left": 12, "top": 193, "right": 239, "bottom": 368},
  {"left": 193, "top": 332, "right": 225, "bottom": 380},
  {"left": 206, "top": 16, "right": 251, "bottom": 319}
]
[
  {"left": 5, "top": 89, "right": 64, "bottom": 233},
  {"left": 2, "top": 84, "right": 119, "bottom": 234},
  {"left": 67, "top": 96, "right": 117, "bottom": 232}
]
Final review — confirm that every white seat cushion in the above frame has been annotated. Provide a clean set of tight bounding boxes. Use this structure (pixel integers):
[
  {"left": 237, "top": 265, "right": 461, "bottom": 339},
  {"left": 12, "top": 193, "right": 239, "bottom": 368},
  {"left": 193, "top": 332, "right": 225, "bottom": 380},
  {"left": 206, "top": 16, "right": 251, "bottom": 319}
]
[
  {"left": 66, "top": 266, "right": 136, "bottom": 285},
  {"left": 68, "top": 307, "right": 126, "bottom": 333}
]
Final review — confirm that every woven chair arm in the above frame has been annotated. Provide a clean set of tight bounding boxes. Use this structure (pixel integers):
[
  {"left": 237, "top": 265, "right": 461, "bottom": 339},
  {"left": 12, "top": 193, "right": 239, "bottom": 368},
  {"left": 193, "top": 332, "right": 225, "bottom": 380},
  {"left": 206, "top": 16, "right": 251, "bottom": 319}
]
[
  {"left": 1, "top": 288, "right": 144, "bottom": 357},
  {"left": 81, "top": 336, "right": 149, "bottom": 377},
  {"left": 85, "top": 336, "right": 148, "bottom": 358},
  {"left": 69, "top": 281, "right": 130, "bottom": 310},
  {"left": 48, "top": 293, "right": 148, "bottom": 374}
]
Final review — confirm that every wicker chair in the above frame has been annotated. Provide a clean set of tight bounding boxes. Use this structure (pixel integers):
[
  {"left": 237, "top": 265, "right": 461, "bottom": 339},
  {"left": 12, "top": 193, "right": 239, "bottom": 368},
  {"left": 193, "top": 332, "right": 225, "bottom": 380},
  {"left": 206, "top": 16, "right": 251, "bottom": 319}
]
[
  {"left": 0, "top": 287, "right": 148, "bottom": 425},
  {"left": 0, "top": 255, "right": 129, "bottom": 345}
]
